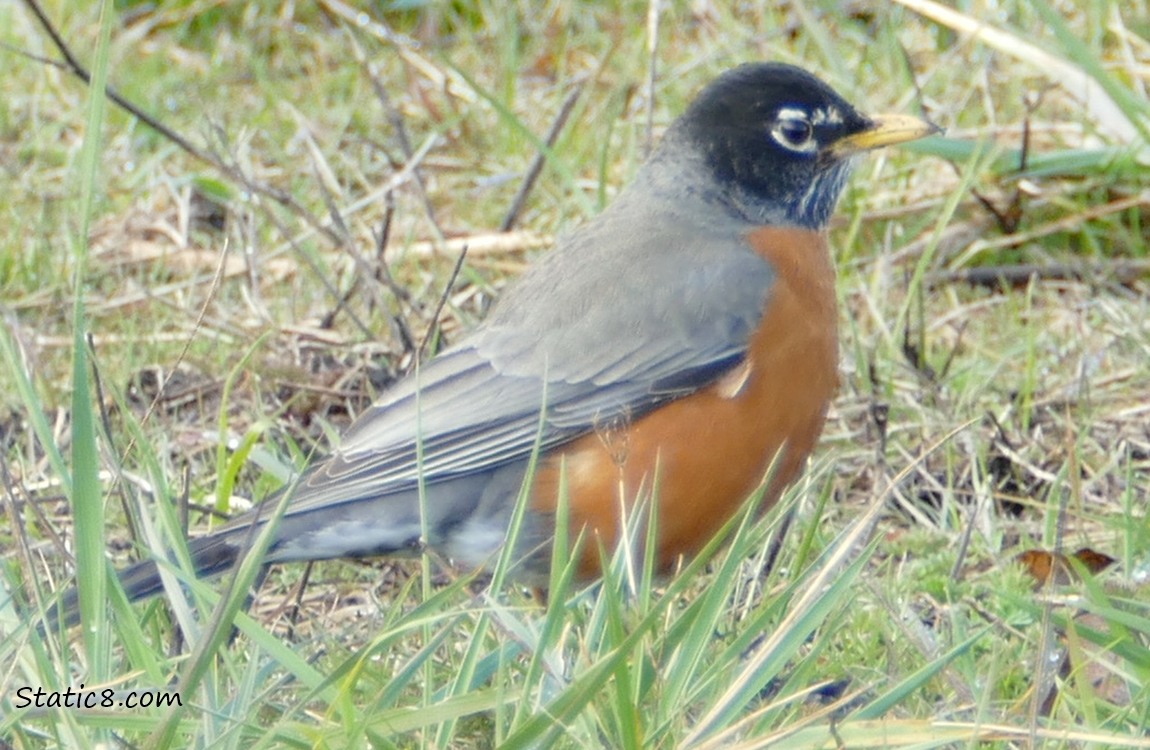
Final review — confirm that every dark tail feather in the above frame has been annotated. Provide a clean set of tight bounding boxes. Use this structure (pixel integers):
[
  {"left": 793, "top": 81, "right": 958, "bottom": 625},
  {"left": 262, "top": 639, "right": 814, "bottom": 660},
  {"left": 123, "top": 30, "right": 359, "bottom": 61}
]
[{"left": 45, "top": 533, "right": 245, "bottom": 630}]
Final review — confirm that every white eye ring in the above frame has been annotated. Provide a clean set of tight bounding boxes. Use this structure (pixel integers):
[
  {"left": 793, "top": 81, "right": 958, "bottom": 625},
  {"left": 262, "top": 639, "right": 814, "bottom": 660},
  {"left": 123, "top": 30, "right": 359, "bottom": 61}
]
[{"left": 771, "top": 108, "right": 816, "bottom": 153}]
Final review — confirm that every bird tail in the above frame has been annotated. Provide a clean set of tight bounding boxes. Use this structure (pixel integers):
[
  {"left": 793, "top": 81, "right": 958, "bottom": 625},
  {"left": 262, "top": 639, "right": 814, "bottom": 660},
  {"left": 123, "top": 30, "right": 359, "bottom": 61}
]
[{"left": 45, "top": 533, "right": 245, "bottom": 630}]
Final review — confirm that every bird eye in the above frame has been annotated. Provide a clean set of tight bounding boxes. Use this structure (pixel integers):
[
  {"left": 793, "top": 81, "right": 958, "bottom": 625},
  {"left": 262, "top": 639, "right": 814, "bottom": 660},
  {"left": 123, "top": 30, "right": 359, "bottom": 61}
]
[{"left": 771, "top": 112, "right": 815, "bottom": 153}]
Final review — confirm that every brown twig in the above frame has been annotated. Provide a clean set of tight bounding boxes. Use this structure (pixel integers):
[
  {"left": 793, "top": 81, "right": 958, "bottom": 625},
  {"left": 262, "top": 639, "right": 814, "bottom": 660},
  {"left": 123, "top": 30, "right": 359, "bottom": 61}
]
[
  {"left": 416, "top": 245, "right": 469, "bottom": 365},
  {"left": 0, "top": 38, "right": 70, "bottom": 69},
  {"left": 901, "top": 324, "right": 937, "bottom": 382},
  {"left": 369, "top": 192, "right": 419, "bottom": 355},
  {"left": 500, "top": 85, "right": 584, "bottom": 232},
  {"left": 18, "top": 0, "right": 343, "bottom": 247},
  {"left": 307, "top": 158, "right": 383, "bottom": 334},
  {"left": 1, "top": 448, "right": 62, "bottom": 620},
  {"left": 253, "top": 196, "right": 376, "bottom": 341},
  {"left": 86, "top": 333, "right": 144, "bottom": 552},
  {"left": 930, "top": 259, "right": 1150, "bottom": 290},
  {"left": 351, "top": 33, "right": 447, "bottom": 248},
  {"left": 966, "top": 88, "right": 1046, "bottom": 234}
]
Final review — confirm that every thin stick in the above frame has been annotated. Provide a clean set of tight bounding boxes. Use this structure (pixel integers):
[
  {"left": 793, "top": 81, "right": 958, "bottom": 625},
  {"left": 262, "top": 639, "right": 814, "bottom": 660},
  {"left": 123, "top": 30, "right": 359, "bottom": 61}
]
[
  {"left": 350, "top": 31, "right": 448, "bottom": 246},
  {"left": 500, "top": 85, "right": 584, "bottom": 232},
  {"left": 930, "top": 259, "right": 1150, "bottom": 289},
  {"left": 416, "top": 245, "right": 469, "bottom": 364},
  {"left": 19, "top": 0, "right": 343, "bottom": 246}
]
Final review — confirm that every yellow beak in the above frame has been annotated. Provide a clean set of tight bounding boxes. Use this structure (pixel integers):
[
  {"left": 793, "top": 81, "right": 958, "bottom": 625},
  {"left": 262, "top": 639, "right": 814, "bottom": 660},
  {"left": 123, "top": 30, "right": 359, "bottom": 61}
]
[{"left": 831, "top": 113, "right": 940, "bottom": 156}]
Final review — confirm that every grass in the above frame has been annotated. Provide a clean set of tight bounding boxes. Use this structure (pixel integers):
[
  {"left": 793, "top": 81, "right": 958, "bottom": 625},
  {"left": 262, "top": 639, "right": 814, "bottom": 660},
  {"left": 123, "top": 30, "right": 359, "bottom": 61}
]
[{"left": 2, "top": 0, "right": 1149, "bottom": 747}]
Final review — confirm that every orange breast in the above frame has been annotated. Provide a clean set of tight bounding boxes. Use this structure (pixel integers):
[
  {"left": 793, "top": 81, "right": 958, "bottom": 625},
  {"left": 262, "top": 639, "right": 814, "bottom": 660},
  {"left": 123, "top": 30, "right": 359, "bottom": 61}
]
[{"left": 531, "top": 226, "right": 839, "bottom": 575}]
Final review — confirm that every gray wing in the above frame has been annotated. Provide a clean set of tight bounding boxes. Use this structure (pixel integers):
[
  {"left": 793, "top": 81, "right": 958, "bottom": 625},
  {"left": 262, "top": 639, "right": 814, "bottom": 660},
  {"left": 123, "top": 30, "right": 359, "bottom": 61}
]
[{"left": 269, "top": 201, "right": 775, "bottom": 520}]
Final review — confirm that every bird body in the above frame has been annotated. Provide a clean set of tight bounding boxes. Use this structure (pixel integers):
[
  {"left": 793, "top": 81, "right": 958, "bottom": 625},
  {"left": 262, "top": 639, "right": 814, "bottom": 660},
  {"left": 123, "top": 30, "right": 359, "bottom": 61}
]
[
  {"left": 532, "top": 225, "right": 838, "bottom": 575},
  {"left": 60, "top": 63, "right": 937, "bottom": 621}
]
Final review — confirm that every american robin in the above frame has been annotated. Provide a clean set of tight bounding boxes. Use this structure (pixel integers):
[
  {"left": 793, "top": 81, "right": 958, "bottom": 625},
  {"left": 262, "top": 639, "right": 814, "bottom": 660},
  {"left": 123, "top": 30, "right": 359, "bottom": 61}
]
[{"left": 59, "top": 62, "right": 937, "bottom": 622}]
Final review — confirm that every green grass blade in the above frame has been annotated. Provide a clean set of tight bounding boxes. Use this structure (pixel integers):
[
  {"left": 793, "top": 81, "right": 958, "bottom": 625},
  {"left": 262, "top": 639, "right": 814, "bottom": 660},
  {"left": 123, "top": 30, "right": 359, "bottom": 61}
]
[{"left": 70, "top": 0, "right": 114, "bottom": 694}]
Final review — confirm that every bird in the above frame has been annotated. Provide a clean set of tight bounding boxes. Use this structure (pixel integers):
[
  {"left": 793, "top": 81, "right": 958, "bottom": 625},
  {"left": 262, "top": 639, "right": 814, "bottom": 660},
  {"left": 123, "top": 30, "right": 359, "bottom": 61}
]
[{"left": 54, "top": 62, "right": 937, "bottom": 625}]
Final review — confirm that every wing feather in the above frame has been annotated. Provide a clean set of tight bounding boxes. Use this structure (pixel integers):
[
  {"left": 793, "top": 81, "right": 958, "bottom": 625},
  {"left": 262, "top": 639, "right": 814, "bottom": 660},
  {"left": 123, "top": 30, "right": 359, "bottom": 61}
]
[{"left": 273, "top": 201, "right": 776, "bottom": 519}]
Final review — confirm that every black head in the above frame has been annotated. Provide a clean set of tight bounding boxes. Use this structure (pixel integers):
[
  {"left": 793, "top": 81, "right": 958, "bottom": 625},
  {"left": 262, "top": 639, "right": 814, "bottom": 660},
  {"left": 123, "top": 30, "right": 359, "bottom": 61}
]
[{"left": 663, "top": 62, "right": 934, "bottom": 229}]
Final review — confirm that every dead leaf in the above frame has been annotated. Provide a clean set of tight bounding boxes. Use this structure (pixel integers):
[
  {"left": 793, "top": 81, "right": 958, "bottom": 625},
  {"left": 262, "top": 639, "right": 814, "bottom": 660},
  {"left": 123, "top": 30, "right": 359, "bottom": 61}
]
[{"left": 1015, "top": 547, "right": 1117, "bottom": 588}]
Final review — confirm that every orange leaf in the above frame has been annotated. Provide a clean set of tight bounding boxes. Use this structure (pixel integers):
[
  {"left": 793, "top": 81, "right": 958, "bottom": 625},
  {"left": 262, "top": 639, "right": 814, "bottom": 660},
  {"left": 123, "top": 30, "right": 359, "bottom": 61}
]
[{"left": 1014, "top": 547, "right": 1116, "bottom": 587}]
